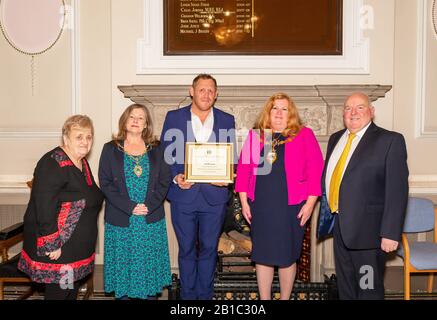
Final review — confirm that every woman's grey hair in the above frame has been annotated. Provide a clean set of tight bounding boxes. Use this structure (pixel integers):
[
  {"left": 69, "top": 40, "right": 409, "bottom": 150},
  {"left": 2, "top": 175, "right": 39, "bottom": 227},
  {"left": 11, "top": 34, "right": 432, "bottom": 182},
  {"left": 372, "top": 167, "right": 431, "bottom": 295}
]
[{"left": 62, "top": 114, "right": 94, "bottom": 137}]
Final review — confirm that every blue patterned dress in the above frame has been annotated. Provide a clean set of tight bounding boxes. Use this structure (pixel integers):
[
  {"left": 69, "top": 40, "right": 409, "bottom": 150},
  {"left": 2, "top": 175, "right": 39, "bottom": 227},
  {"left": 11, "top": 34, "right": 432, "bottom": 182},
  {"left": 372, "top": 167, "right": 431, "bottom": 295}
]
[{"left": 104, "top": 153, "right": 172, "bottom": 299}]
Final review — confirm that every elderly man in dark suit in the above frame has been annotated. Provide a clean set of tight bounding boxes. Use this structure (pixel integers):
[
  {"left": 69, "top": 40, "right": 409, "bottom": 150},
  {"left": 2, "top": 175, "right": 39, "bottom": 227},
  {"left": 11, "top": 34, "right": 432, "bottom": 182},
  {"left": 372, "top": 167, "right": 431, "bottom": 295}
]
[{"left": 317, "top": 92, "right": 409, "bottom": 299}]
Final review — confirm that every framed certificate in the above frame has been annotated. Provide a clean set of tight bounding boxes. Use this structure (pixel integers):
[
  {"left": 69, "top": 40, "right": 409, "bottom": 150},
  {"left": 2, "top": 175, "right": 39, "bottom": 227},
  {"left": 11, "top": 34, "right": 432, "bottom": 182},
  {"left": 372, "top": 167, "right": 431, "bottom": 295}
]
[{"left": 185, "top": 143, "right": 234, "bottom": 183}]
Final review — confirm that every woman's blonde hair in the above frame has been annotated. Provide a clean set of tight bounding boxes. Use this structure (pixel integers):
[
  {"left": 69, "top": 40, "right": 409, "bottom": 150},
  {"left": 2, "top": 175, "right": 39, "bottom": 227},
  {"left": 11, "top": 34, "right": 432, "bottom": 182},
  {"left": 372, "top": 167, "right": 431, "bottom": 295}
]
[
  {"left": 62, "top": 114, "right": 94, "bottom": 138},
  {"left": 113, "top": 104, "right": 158, "bottom": 146},
  {"left": 254, "top": 92, "right": 302, "bottom": 136}
]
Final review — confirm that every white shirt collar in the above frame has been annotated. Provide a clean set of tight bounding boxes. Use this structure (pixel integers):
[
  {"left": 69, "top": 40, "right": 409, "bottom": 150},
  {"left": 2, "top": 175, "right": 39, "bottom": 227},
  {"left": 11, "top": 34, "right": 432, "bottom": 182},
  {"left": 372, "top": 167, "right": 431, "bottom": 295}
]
[
  {"left": 191, "top": 107, "right": 214, "bottom": 122},
  {"left": 346, "top": 121, "right": 372, "bottom": 139},
  {"left": 190, "top": 107, "right": 214, "bottom": 143}
]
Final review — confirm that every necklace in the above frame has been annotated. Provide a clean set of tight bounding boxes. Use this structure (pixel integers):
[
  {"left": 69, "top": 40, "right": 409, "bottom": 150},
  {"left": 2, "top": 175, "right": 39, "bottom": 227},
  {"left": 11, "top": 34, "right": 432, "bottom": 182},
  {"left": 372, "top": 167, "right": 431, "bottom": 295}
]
[
  {"left": 262, "top": 133, "right": 295, "bottom": 164},
  {"left": 117, "top": 141, "right": 151, "bottom": 177},
  {"left": 126, "top": 152, "right": 147, "bottom": 177}
]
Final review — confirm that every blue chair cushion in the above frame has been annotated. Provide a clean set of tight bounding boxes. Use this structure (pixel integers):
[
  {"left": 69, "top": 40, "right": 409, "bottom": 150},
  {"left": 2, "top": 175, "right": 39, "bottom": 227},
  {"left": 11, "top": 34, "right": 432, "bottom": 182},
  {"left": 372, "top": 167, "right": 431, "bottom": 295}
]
[
  {"left": 403, "top": 198, "right": 435, "bottom": 233},
  {"left": 398, "top": 242, "right": 437, "bottom": 270}
]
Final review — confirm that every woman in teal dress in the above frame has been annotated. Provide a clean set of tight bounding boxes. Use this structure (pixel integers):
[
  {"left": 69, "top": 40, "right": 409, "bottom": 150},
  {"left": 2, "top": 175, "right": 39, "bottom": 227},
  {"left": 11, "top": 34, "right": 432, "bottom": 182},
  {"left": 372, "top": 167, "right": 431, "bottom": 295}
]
[{"left": 99, "top": 104, "right": 172, "bottom": 299}]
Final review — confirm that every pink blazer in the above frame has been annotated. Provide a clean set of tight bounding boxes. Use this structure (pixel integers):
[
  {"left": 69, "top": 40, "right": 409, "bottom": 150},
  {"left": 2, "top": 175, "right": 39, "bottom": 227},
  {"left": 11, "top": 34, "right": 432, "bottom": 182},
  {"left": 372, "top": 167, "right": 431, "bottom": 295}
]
[{"left": 235, "top": 127, "right": 324, "bottom": 205}]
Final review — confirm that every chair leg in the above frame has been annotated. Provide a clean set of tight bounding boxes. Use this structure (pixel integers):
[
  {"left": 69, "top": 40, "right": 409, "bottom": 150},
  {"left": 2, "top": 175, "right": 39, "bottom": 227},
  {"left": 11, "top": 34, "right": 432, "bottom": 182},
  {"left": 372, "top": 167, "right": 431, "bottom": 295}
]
[
  {"left": 18, "top": 285, "right": 35, "bottom": 300},
  {"left": 404, "top": 267, "right": 410, "bottom": 300},
  {"left": 427, "top": 273, "right": 434, "bottom": 294},
  {"left": 1, "top": 249, "right": 7, "bottom": 263},
  {"left": 83, "top": 274, "right": 94, "bottom": 300}
]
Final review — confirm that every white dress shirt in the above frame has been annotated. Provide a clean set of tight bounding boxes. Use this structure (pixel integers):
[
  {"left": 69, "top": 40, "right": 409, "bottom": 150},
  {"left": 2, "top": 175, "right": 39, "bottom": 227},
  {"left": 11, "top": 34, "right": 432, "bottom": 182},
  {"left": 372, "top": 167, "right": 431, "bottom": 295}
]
[
  {"left": 191, "top": 108, "right": 214, "bottom": 143},
  {"left": 173, "top": 108, "right": 215, "bottom": 184},
  {"left": 325, "top": 122, "right": 372, "bottom": 205}
]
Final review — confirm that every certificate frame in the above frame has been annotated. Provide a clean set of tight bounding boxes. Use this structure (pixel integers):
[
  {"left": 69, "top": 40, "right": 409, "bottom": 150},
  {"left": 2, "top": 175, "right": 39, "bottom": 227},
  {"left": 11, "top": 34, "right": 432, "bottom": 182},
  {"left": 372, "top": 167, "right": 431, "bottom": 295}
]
[{"left": 184, "top": 142, "right": 234, "bottom": 183}]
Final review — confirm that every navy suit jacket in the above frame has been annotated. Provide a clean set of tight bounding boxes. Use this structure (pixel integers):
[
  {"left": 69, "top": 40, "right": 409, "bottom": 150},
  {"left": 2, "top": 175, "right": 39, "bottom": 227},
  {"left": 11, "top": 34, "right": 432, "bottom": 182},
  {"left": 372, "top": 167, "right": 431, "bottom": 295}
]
[
  {"left": 98, "top": 141, "right": 171, "bottom": 227},
  {"left": 160, "top": 105, "right": 236, "bottom": 206},
  {"left": 317, "top": 122, "right": 409, "bottom": 249}
]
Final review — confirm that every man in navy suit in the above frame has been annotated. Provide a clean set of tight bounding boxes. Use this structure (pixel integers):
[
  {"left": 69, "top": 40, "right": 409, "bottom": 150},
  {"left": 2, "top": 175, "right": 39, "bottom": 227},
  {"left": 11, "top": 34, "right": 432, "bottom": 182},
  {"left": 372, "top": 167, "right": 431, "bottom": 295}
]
[
  {"left": 317, "top": 92, "right": 409, "bottom": 299},
  {"left": 160, "top": 74, "right": 236, "bottom": 300}
]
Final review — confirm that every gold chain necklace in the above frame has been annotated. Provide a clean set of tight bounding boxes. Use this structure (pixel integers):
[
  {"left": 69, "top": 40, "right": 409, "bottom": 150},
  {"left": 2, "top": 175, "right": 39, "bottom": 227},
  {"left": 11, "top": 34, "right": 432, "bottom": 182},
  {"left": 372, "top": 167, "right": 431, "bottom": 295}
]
[
  {"left": 126, "top": 152, "right": 146, "bottom": 177},
  {"left": 118, "top": 142, "right": 151, "bottom": 177},
  {"left": 262, "top": 134, "right": 295, "bottom": 164}
]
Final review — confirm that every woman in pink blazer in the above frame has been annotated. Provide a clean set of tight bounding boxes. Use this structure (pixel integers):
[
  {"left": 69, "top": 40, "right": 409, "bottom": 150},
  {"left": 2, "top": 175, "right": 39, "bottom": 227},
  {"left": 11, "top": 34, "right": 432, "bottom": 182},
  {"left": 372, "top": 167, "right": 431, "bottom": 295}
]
[{"left": 235, "top": 93, "right": 323, "bottom": 300}]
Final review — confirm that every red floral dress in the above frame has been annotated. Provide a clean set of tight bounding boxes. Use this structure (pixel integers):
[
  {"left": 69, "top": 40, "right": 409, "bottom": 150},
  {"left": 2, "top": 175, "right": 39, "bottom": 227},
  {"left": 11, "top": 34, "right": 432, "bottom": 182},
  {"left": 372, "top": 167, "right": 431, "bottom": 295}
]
[{"left": 18, "top": 147, "right": 103, "bottom": 284}]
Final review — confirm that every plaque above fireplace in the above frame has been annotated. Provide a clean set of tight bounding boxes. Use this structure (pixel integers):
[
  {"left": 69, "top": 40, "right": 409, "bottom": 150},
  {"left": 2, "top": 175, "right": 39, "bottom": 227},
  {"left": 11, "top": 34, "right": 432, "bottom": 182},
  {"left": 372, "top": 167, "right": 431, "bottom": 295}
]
[{"left": 164, "top": 0, "right": 343, "bottom": 55}]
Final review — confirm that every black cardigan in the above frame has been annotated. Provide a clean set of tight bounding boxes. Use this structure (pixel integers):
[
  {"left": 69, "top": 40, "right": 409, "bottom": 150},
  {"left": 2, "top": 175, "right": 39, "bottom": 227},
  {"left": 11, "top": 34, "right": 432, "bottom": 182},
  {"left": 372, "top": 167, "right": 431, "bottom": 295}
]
[{"left": 98, "top": 141, "right": 171, "bottom": 227}]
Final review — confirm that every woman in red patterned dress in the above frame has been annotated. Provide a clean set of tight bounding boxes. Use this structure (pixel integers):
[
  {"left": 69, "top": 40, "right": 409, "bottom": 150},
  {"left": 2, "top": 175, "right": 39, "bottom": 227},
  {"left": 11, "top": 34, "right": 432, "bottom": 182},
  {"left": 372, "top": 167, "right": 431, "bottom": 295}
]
[{"left": 18, "top": 115, "right": 103, "bottom": 300}]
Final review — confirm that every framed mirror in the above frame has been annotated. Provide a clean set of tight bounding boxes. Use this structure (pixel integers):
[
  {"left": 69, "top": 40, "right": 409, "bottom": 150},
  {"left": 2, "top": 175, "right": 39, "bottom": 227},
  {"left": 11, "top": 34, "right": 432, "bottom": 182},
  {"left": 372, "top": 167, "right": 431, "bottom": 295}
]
[
  {"left": 0, "top": 0, "right": 65, "bottom": 55},
  {"left": 433, "top": 0, "right": 437, "bottom": 36}
]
